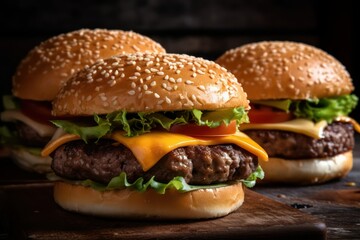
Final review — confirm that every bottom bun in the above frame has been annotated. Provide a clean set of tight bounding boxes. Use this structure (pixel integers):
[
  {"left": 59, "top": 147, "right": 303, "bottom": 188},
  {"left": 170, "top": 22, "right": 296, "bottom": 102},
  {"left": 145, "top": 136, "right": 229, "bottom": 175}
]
[
  {"left": 259, "top": 151, "right": 353, "bottom": 185},
  {"left": 10, "top": 148, "right": 52, "bottom": 174},
  {"left": 54, "top": 181, "right": 244, "bottom": 219}
]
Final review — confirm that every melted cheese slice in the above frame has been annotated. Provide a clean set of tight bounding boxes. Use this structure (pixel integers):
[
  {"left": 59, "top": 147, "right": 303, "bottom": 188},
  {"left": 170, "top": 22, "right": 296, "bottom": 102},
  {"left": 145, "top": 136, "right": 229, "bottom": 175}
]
[
  {"left": 335, "top": 116, "right": 360, "bottom": 133},
  {"left": 1, "top": 110, "right": 56, "bottom": 137},
  {"left": 239, "top": 117, "right": 360, "bottom": 139},
  {"left": 41, "top": 131, "right": 268, "bottom": 172}
]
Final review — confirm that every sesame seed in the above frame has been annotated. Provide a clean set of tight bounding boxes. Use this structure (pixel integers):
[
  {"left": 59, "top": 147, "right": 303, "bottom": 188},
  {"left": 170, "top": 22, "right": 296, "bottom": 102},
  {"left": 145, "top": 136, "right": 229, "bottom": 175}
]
[
  {"left": 143, "top": 85, "right": 148, "bottom": 90},
  {"left": 145, "top": 69, "right": 151, "bottom": 74},
  {"left": 129, "top": 76, "right": 137, "bottom": 80},
  {"left": 175, "top": 70, "right": 181, "bottom": 74},
  {"left": 145, "top": 90, "right": 153, "bottom": 95},
  {"left": 131, "top": 82, "right": 136, "bottom": 88},
  {"left": 157, "top": 71, "right": 164, "bottom": 75},
  {"left": 154, "top": 93, "right": 160, "bottom": 98},
  {"left": 185, "top": 80, "right": 193, "bottom": 85},
  {"left": 198, "top": 85, "right": 206, "bottom": 91},
  {"left": 136, "top": 66, "right": 141, "bottom": 71},
  {"left": 150, "top": 81, "right": 156, "bottom": 87},
  {"left": 176, "top": 78, "right": 182, "bottom": 83},
  {"left": 110, "top": 80, "right": 116, "bottom": 87},
  {"left": 191, "top": 73, "right": 197, "bottom": 78},
  {"left": 146, "top": 76, "right": 152, "bottom": 81},
  {"left": 128, "top": 90, "right": 136, "bottom": 95},
  {"left": 165, "top": 96, "right": 171, "bottom": 104}
]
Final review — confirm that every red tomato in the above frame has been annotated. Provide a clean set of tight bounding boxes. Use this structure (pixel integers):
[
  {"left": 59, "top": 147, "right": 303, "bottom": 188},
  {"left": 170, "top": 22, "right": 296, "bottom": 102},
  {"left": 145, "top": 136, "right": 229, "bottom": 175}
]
[
  {"left": 20, "top": 100, "right": 54, "bottom": 125},
  {"left": 248, "top": 105, "right": 293, "bottom": 123},
  {"left": 170, "top": 120, "right": 237, "bottom": 137}
]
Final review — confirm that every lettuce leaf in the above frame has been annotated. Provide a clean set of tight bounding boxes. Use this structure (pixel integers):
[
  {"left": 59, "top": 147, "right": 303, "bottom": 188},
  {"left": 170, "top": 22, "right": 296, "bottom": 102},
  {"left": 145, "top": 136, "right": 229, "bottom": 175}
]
[
  {"left": 52, "top": 107, "right": 248, "bottom": 141},
  {"left": 251, "top": 100, "right": 292, "bottom": 112},
  {"left": 252, "top": 95, "right": 358, "bottom": 123},
  {"left": 0, "top": 125, "right": 19, "bottom": 145},
  {"left": 2, "top": 95, "right": 19, "bottom": 110},
  {"left": 81, "top": 166, "right": 264, "bottom": 194},
  {"left": 292, "top": 94, "right": 358, "bottom": 123}
]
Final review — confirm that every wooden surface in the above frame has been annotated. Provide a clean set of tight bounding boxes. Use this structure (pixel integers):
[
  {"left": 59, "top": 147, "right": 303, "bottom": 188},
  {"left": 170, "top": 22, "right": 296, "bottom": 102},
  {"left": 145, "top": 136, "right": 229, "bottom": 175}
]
[
  {"left": 255, "top": 135, "right": 360, "bottom": 240},
  {"left": 0, "top": 184, "right": 325, "bottom": 240}
]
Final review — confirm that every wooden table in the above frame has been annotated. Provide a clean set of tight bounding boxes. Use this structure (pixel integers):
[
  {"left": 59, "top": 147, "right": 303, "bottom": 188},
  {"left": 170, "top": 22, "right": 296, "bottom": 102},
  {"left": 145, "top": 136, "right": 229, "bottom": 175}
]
[
  {"left": 255, "top": 135, "right": 360, "bottom": 240},
  {"left": 0, "top": 136, "right": 359, "bottom": 239}
]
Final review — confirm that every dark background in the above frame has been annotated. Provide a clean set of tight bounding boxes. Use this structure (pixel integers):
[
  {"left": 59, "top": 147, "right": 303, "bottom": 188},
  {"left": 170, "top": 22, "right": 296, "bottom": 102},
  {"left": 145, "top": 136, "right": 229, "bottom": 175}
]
[{"left": 0, "top": 0, "right": 358, "bottom": 117}]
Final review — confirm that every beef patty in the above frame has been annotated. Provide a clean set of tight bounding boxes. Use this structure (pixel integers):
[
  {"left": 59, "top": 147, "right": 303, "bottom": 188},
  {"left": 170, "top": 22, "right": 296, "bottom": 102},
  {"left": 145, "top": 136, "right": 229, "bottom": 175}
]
[
  {"left": 51, "top": 140, "right": 258, "bottom": 185},
  {"left": 244, "top": 121, "right": 354, "bottom": 159},
  {"left": 16, "top": 122, "right": 52, "bottom": 147}
]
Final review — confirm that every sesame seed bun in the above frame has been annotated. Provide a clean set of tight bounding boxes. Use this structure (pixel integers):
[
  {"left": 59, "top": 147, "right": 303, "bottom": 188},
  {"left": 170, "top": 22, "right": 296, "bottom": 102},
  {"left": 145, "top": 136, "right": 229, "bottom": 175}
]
[
  {"left": 53, "top": 181, "right": 244, "bottom": 219},
  {"left": 52, "top": 53, "right": 249, "bottom": 116},
  {"left": 216, "top": 41, "right": 354, "bottom": 100},
  {"left": 12, "top": 29, "right": 166, "bottom": 101}
]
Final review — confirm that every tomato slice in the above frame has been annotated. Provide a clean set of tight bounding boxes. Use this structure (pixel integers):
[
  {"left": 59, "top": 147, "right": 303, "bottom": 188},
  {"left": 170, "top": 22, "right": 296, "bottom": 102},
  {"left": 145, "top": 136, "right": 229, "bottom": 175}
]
[
  {"left": 170, "top": 120, "right": 237, "bottom": 137},
  {"left": 248, "top": 105, "right": 293, "bottom": 124},
  {"left": 20, "top": 100, "right": 54, "bottom": 125}
]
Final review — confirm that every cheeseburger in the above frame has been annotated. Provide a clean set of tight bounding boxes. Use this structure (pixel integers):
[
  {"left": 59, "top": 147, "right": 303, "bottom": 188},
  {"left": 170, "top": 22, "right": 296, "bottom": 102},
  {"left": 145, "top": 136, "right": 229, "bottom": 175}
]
[
  {"left": 0, "top": 29, "right": 165, "bottom": 173},
  {"left": 216, "top": 41, "right": 359, "bottom": 185},
  {"left": 41, "top": 53, "right": 267, "bottom": 219}
]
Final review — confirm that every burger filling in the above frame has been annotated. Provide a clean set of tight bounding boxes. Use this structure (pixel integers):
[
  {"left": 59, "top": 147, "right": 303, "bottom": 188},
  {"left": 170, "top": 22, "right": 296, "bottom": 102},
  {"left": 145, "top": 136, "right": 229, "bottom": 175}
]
[
  {"left": 244, "top": 122, "right": 354, "bottom": 159},
  {"left": 51, "top": 140, "right": 258, "bottom": 185}
]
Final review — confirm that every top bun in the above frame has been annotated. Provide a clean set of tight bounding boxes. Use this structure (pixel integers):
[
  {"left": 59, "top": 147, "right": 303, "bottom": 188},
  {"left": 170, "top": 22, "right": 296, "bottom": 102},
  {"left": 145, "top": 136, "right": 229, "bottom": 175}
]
[
  {"left": 216, "top": 41, "right": 354, "bottom": 100},
  {"left": 12, "top": 29, "right": 166, "bottom": 101},
  {"left": 52, "top": 53, "right": 249, "bottom": 116}
]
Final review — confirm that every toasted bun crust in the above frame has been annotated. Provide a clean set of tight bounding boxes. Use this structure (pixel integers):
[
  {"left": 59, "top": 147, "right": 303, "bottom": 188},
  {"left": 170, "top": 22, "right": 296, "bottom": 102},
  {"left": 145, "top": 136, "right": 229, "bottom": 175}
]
[
  {"left": 12, "top": 29, "right": 166, "bottom": 101},
  {"left": 216, "top": 41, "right": 354, "bottom": 100},
  {"left": 259, "top": 151, "right": 353, "bottom": 185},
  {"left": 52, "top": 53, "right": 249, "bottom": 116},
  {"left": 53, "top": 182, "right": 244, "bottom": 219}
]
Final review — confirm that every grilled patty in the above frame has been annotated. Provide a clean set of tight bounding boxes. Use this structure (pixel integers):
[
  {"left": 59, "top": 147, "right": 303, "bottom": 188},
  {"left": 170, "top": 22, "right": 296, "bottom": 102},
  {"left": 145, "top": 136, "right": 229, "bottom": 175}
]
[
  {"left": 244, "top": 121, "right": 354, "bottom": 159},
  {"left": 51, "top": 139, "right": 258, "bottom": 185},
  {"left": 16, "top": 122, "right": 52, "bottom": 147}
]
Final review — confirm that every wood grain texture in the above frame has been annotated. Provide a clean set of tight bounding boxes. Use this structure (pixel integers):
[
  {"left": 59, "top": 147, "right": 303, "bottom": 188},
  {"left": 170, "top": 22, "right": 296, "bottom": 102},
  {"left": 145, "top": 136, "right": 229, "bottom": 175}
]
[
  {"left": 0, "top": 185, "right": 325, "bottom": 240},
  {"left": 255, "top": 135, "right": 360, "bottom": 240}
]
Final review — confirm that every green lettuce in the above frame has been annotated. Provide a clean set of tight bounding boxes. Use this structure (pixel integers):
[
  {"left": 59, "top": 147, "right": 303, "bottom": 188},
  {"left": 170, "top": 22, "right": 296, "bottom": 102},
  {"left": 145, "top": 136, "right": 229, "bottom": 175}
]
[
  {"left": 2, "top": 95, "right": 19, "bottom": 110},
  {"left": 0, "top": 125, "right": 18, "bottom": 145},
  {"left": 252, "top": 95, "right": 358, "bottom": 123},
  {"left": 292, "top": 94, "right": 358, "bottom": 123},
  {"left": 81, "top": 166, "right": 264, "bottom": 194},
  {"left": 251, "top": 100, "right": 292, "bottom": 112},
  {"left": 52, "top": 107, "right": 248, "bottom": 141}
]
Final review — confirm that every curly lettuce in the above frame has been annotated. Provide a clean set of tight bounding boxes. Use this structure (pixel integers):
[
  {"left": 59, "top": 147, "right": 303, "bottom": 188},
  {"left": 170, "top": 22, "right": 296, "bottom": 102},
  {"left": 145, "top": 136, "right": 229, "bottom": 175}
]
[
  {"left": 51, "top": 107, "right": 249, "bottom": 141},
  {"left": 81, "top": 166, "right": 264, "bottom": 194},
  {"left": 292, "top": 94, "right": 358, "bottom": 123},
  {"left": 252, "top": 94, "right": 358, "bottom": 123}
]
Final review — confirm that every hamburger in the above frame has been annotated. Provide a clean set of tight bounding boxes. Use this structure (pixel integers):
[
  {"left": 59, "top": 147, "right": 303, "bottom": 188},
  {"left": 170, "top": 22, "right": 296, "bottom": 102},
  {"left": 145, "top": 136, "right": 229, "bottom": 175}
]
[
  {"left": 216, "top": 41, "right": 359, "bottom": 185},
  {"left": 0, "top": 29, "right": 165, "bottom": 173},
  {"left": 41, "top": 53, "right": 268, "bottom": 219}
]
